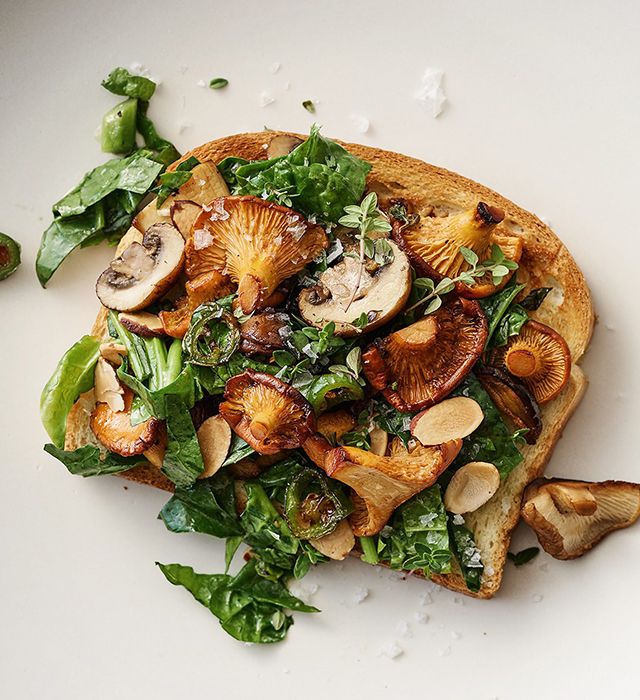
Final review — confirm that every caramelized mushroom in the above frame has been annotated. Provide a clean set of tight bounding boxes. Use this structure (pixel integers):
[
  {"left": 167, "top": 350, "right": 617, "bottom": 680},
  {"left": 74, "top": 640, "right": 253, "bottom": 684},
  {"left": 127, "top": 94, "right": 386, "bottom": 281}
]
[
  {"left": 219, "top": 370, "right": 316, "bottom": 454},
  {"left": 266, "top": 134, "right": 303, "bottom": 158},
  {"left": 187, "top": 196, "right": 327, "bottom": 314},
  {"left": 94, "top": 357, "right": 124, "bottom": 412},
  {"left": 324, "top": 438, "right": 462, "bottom": 535},
  {"left": 490, "top": 320, "right": 571, "bottom": 404},
  {"left": 522, "top": 478, "right": 640, "bottom": 559},
  {"left": 119, "top": 311, "right": 165, "bottom": 337},
  {"left": 362, "top": 296, "right": 488, "bottom": 412},
  {"left": 240, "top": 311, "right": 289, "bottom": 355},
  {"left": 392, "top": 202, "right": 522, "bottom": 298},
  {"left": 410, "top": 396, "right": 484, "bottom": 445},
  {"left": 170, "top": 200, "right": 204, "bottom": 239},
  {"left": 309, "top": 519, "right": 355, "bottom": 560},
  {"left": 99, "top": 341, "right": 127, "bottom": 366}
]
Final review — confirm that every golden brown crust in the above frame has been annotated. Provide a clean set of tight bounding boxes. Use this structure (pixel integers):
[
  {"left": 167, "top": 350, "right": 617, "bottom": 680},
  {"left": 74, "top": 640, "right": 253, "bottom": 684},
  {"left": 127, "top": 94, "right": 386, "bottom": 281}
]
[{"left": 67, "top": 131, "right": 595, "bottom": 597}]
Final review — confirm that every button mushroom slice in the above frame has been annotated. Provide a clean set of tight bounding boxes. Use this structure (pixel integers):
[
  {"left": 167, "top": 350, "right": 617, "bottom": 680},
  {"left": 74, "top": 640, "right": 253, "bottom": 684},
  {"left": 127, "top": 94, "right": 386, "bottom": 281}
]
[
  {"left": 96, "top": 223, "right": 185, "bottom": 312},
  {"left": 444, "top": 461, "right": 501, "bottom": 514},
  {"left": 521, "top": 478, "right": 640, "bottom": 559},
  {"left": 186, "top": 195, "right": 327, "bottom": 314},
  {"left": 239, "top": 311, "right": 289, "bottom": 356},
  {"left": 362, "top": 296, "right": 488, "bottom": 412},
  {"left": 298, "top": 241, "right": 412, "bottom": 336},
  {"left": 90, "top": 387, "right": 161, "bottom": 457},
  {"left": 475, "top": 364, "right": 542, "bottom": 443},
  {"left": 392, "top": 202, "right": 522, "bottom": 299},
  {"left": 369, "top": 427, "right": 388, "bottom": 456},
  {"left": 266, "top": 134, "right": 303, "bottom": 159},
  {"left": 94, "top": 357, "right": 125, "bottom": 411},
  {"left": 99, "top": 341, "right": 127, "bottom": 367},
  {"left": 196, "top": 415, "right": 233, "bottom": 479},
  {"left": 118, "top": 311, "right": 165, "bottom": 337},
  {"left": 309, "top": 519, "right": 355, "bottom": 560},
  {"left": 219, "top": 370, "right": 316, "bottom": 455},
  {"left": 410, "top": 396, "right": 484, "bottom": 446},
  {"left": 490, "top": 320, "right": 571, "bottom": 404},
  {"left": 324, "top": 437, "right": 462, "bottom": 536}
]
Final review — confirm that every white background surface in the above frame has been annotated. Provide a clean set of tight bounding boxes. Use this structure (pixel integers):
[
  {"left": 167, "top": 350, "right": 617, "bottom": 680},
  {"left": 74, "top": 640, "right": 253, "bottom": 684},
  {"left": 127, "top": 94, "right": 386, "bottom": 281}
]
[{"left": 1, "top": 1, "right": 639, "bottom": 698}]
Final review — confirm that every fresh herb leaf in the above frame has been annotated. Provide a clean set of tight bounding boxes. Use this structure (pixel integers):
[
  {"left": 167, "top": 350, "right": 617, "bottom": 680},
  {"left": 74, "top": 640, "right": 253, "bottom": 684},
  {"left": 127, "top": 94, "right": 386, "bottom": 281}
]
[
  {"left": 161, "top": 395, "right": 204, "bottom": 486},
  {"left": 209, "top": 78, "right": 229, "bottom": 90},
  {"left": 507, "top": 547, "right": 540, "bottom": 566},
  {"left": 368, "top": 399, "right": 412, "bottom": 448},
  {"left": 493, "top": 305, "right": 530, "bottom": 347},
  {"left": 449, "top": 516, "right": 483, "bottom": 592},
  {"left": 102, "top": 67, "right": 156, "bottom": 101},
  {"left": 43, "top": 443, "right": 142, "bottom": 476},
  {"left": 302, "top": 100, "right": 315, "bottom": 113}
]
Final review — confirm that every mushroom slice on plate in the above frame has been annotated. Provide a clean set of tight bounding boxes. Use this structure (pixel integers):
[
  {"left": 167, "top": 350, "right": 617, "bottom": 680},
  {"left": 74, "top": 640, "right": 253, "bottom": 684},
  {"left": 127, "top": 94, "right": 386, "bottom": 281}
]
[
  {"left": 362, "top": 296, "right": 488, "bottom": 412},
  {"left": 239, "top": 311, "right": 289, "bottom": 356},
  {"left": 324, "top": 438, "right": 462, "bottom": 536},
  {"left": 392, "top": 202, "right": 522, "bottom": 298},
  {"left": 522, "top": 478, "right": 640, "bottom": 559},
  {"left": 90, "top": 387, "right": 160, "bottom": 457},
  {"left": 490, "top": 320, "right": 571, "bottom": 404},
  {"left": 94, "top": 357, "right": 125, "bottom": 412},
  {"left": 197, "top": 415, "right": 233, "bottom": 479},
  {"left": 96, "top": 223, "right": 185, "bottom": 312},
  {"left": 298, "top": 241, "right": 412, "bottom": 336},
  {"left": 309, "top": 519, "right": 355, "bottom": 560},
  {"left": 219, "top": 370, "right": 316, "bottom": 454},
  {"left": 443, "top": 461, "right": 501, "bottom": 514},
  {"left": 119, "top": 311, "right": 165, "bottom": 337},
  {"left": 186, "top": 195, "right": 327, "bottom": 314},
  {"left": 410, "top": 396, "right": 484, "bottom": 445}
]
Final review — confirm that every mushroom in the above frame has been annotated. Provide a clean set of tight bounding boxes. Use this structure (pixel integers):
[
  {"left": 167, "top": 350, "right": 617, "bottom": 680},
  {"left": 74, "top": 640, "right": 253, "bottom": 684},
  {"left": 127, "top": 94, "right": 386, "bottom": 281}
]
[
  {"left": 94, "top": 357, "right": 125, "bottom": 411},
  {"left": 118, "top": 311, "right": 165, "bottom": 337},
  {"left": 171, "top": 200, "right": 204, "bottom": 239},
  {"left": 96, "top": 223, "right": 185, "bottom": 312},
  {"left": 219, "top": 370, "right": 316, "bottom": 454},
  {"left": 443, "top": 462, "right": 501, "bottom": 514},
  {"left": 410, "top": 396, "right": 484, "bottom": 446},
  {"left": 90, "top": 387, "right": 160, "bottom": 456},
  {"left": 521, "top": 478, "right": 640, "bottom": 559},
  {"left": 392, "top": 202, "right": 522, "bottom": 298},
  {"left": 369, "top": 427, "right": 388, "bottom": 456},
  {"left": 266, "top": 134, "right": 303, "bottom": 159},
  {"left": 186, "top": 195, "right": 327, "bottom": 314},
  {"left": 324, "top": 438, "right": 462, "bottom": 535},
  {"left": 490, "top": 320, "right": 571, "bottom": 404},
  {"left": 239, "top": 311, "right": 289, "bottom": 356},
  {"left": 298, "top": 241, "right": 412, "bottom": 336},
  {"left": 99, "top": 341, "right": 127, "bottom": 366},
  {"left": 475, "top": 364, "right": 542, "bottom": 444},
  {"left": 302, "top": 409, "right": 357, "bottom": 469},
  {"left": 362, "top": 296, "right": 488, "bottom": 412},
  {"left": 309, "top": 519, "right": 355, "bottom": 560},
  {"left": 197, "top": 415, "right": 233, "bottom": 479}
]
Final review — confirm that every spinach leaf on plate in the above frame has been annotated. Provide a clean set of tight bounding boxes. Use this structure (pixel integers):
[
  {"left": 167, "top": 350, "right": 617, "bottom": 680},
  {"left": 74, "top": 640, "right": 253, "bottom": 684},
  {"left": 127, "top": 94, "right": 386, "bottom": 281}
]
[
  {"left": 507, "top": 546, "right": 540, "bottom": 566},
  {"left": 101, "top": 67, "right": 156, "bottom": 101},
  {"left": 44, "top": 443, "right": 142, "bottom": 476}
]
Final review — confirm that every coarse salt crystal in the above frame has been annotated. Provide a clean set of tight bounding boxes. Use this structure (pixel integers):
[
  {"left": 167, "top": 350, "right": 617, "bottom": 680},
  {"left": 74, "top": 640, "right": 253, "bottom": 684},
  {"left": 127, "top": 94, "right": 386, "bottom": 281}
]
[
  {"left": 259, "top": 90, "right": 275, "bottom": 107},
  {"left": 269, "top": 61, "right": 281, "bottom": 74},
  {"left": 439, "top": 645, "right": 452, "bottom": 657},
  {"left": 352, "top": 586, "right": 369, "bottom": 604},
  {"left": 349, "top": 114, "right": 370, "bottom": 134},
  {"left": 193, "top": 229, "right": 214, "bottom": 250},
  {"left": 414, "top": 67, "right": 447, "bottom": 118},
  {"left": 532, "top": 594, "right": 544, "bottom": 603},
  {"left": 419, "top": 592, "right": 433, "bottom": 606},
  {"left": 283, "top": 81, "right": 291, "bottom": 91},
  {"left": 451, "top": 631, "right": 462, "bottom": 640},
  {"left": 485, "top": 565, "right": 495, "bottom": 576},
  {"left": 452, "top": 514, "right": 465, "bottom": 526},
  {"left": 379, "top": 642, "right": 403, "bottom": 659},
  {"left": 414, "top": 611, "right": 429, "bottom": 624},
  {"left": 396, "top": 621, "right": 411, "bottom": 638},
  {"left": 197, "top": 79, "right": 206, "bottom": 88}
]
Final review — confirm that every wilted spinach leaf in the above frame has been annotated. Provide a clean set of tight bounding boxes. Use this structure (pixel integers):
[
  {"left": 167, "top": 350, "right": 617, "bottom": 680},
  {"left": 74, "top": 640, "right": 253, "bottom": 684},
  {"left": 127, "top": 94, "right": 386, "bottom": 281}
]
[
  {"left": 161, "top": 395, "right": 204, "bottom": 486},
  {"left": 479, "top": 277, "right": 526, "bottom": 347},
  {"left": 44, "top": 443, "right": 142, "bottom": 476},
  {"left": 102, "top": 67, "right": 156, "bottom": 101},
  {"left": 507, "top": 547, "right": 540, "bottom": 566},
  {"left": 449, "top": 517, "right": 484, "bottom": 592}
]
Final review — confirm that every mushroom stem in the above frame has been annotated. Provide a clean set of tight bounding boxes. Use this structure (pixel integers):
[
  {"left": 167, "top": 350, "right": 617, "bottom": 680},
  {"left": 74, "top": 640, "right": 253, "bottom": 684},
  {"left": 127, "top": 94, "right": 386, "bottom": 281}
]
[
  {"left": 249, "top": 417, "right": 271, "bottom": 441},
  {"left": 505, "top": 347, "right": 541, "bottom": 378},
  {"left": 343, "top": 235, "right": 365, "bottom": 313}
]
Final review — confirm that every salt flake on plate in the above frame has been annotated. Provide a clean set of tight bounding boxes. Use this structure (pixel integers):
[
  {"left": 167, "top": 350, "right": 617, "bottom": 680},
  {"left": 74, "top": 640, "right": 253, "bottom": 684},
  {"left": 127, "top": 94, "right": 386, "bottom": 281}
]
[
  {"left": 414, "top": 67, "right": 447, "bottom": 118},
  {"left": 259, "top": 90, "right": 275, "bottom": 107},
  {"left": 349, "top": 114, "right": 370, "bottom": 134},
  {"left": 379, "top": 641, "right": 403, "bottom": 659}
]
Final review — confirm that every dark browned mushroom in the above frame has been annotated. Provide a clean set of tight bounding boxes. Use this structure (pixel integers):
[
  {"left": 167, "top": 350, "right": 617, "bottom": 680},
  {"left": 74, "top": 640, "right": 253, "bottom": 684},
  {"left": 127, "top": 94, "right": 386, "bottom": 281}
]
[{"left": 240, "top": 311, "right": 289, "bottom": 355}]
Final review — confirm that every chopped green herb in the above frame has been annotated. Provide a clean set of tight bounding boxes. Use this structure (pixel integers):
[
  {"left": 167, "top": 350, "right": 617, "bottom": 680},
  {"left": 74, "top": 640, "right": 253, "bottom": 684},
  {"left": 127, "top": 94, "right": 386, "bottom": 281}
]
[
  {"left": 209, "top": 78, "right": 229, "bottom": 90},
  {"left": 101, "top": 98, "right": 138, "bottom": 154},
  {"left": 302, "top": 100, "right": 315, "bottom": 113},
  {"left": 507, "top": 547, "right": 540, "bottom": 566}
]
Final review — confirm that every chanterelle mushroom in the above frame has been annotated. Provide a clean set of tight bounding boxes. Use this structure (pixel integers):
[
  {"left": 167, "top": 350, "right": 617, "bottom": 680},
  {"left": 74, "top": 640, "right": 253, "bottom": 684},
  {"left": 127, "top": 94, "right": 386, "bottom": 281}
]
[
  {"left": 392, "top": 202, "right": 522, "bottom": 298},
  {"left": 298, "top": 241, "right": 412, "bottom": 336},
  {"left": 522, "top": 478, "right": 640, "bottom": 559},
  {"left": 187, "top": 195, "right": 327, "bottom": 314},
  {"left": 362, "top": 296, "right": 488, "bottom": 412},
  {"left": 324, "top": 438, "right": 461, "bottom": 536},
  {"left": 490, "top": 320, "right": 571, "bottom": 404},
  {"left": 96, "top": 223, "right": 185, "bottom": 312},
  {"left": 219, "top": 370, "right": 316, "bottom": 454}
]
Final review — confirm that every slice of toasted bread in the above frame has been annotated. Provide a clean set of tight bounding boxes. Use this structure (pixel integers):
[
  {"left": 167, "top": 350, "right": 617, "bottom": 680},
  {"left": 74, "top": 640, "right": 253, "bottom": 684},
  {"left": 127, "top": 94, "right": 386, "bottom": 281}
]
[{"left": 66, "top": 131, "right": 594, "bottom": 598}]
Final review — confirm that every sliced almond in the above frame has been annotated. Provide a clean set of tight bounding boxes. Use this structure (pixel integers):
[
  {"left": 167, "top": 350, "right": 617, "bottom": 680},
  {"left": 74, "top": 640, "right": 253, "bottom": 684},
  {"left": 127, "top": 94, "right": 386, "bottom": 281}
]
[
  {"left": 444, "top": 461, "right": 500, "bottom": 514},
  {"left": 369, "top": 427, "right": 388, "bottom": 456},
  {"left": 197, "top": 415, "right": 232, "bottom": 479},
  {"left": 99, "top": 341, "right": 127, "bottom": 367},
  {"left": 171, "top": 200, "right": 203, "bottom": 239},
  {"left": 548, "top": 483, "right": 597, "bottom": 516},
  {"left": 410, "top": 396, "right": 484, "bottom": 446},
  {"left": 118, "top": 311, "right": 165, "bottom": 338},
  {"left": 94, "top": 357, "right": 125, "bottom": 412},
  {"left": 309, "top": 519, "right": 355, "bottom": 560}
]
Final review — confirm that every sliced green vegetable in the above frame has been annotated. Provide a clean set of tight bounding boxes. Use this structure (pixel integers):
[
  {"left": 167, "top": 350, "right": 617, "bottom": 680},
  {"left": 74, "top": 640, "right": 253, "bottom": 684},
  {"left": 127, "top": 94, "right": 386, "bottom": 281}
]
[
  {"left": 102, "top": 67, "right": 156, "bottom": 101},
  {"left": 44, "top": 444, "right": 141, "bottom": 476},
  {"left": 161, "top": 394, "right": 204, "bottom": 486},
  {"left": 101, "top": 98, "right": 138, "bottom": 154},
  {"left": 182, "top": 302, "right": 240, "bottom": 366},
  {"left": 40, "top": 335, "right": 100, "bottom": 448},
  {"left": 449, "top": 517, "right": 484, "bottom": 592},
  {"left": 303, "top": 372, "right": 364, "bottom": 413},
  {"left": 209, "top": 78, "right": 229, "bottom": 90},
  {"left": 0, "top": 232, "right": 21, "bottom": 280},
  {"left": 359, "top": 536, "right": 379, "bottom": 565}
]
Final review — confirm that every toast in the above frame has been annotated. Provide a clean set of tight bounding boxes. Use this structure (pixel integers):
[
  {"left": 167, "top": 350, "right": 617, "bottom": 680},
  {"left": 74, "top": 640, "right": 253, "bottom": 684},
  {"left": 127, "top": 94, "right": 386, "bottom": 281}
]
[{"left": 66, "top": 131, "right": 594, "bottom": 598}]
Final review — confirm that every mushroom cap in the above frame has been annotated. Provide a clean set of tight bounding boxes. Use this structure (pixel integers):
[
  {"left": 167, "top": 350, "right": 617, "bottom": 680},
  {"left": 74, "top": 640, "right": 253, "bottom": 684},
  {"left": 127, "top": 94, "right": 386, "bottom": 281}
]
[
  {"left": 392, "top": 202, "right": 522, "bottom": 298},
  {"left": 186, "top": 195, "right": 327, "bottom": 314},
  {"left": 239, "top": 311, "right": 289, "bottom": 355},
  {"left": 298, "top": 241, "right": 412, "bottom": 336},
  {"left": 522, "top": 478, "right": 640, "bottom": 559},
  {"left": 362, "top": 296, "right": 488, "bottom": 412},
  {"left": 96, "top": 223, "right": 185, "bottom": 312},
  {"left": 219, "top": 369, "right": 316, "bottom": 454},
  {"left": 309, "top": 519, "right": 355, "bottom": 560},
  {"left": 324, "top": 437, "right": 462, "bottom": 536},
  {"left": 490, "top": 320, "right": 571, "bottom": 404},
  {"left": 119, "top": 311, "right": 165, "bottom": 338}
]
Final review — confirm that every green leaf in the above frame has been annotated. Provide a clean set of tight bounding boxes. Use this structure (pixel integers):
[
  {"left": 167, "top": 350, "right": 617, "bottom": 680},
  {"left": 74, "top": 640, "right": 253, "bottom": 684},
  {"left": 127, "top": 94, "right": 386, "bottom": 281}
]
[
  {"left": 221, "top": 434, "right": 255, "bottom": 467},
  {"left": 102, "top": 67, "right": 156, "bottom": 100},
  {"left": 225, "top": 536, "right": 243, "bottom": 572},
  {"left": 302, "top": 100, "right": 315, "bottom": 113},
  {"left": 44, "top": 444, "right": 142, "bottom": 476},
  {"left": 459, "top": 246, "right": 479, "bottom": 267},
  {"left": 507, "top": 547, "right": 540, "bottom": 566},
  {"left": 101, "top": 98, "right": 138, "bottom": 155},
  {"left": 423, "top": 296, "right": 442, "bottom": 315},
  {"left": 209, "top": 78, "right": 229, "bottom": 89},
  {"left": 520, "top": 287, "right": 552, "bottom": 311},
  {"left": 449, "top": 517, "right": 483, "bottom": 592},
  {"left": 479, "top": 277, "right": 526, "bottom": 347},
  {"left": 161, "top": 395, "right": 204, "bottom": 486}
]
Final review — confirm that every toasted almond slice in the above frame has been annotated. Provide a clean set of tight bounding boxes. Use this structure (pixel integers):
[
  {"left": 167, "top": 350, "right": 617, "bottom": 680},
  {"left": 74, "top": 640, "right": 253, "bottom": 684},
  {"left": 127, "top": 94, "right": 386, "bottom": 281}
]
[
  {"left": 410, "top": 396, "right": 484, "bottom": 446},
  {"left": 119, "top": 311, "right": 165, "bottom": 338},
  {"left": 94, "top": 357, "right": 125, "bottom": 412},
  {"left": 99, "top": 341, "right": 127, "bottom": 366},
  {"left": 444, "top": 461, "right": 500, "bottom": 514},
  {"left": 309, "top": 519, "right": 355, "bottom": 560},
  {"left": 197, "top": 415, "right": 232, "bottom": 479},
  {"left": 548, "top": 483, "right": 597, "bottom": 516},
  {"left": 171, "top": 200, "right": 203, "bottom": 240},
  {"left": 369, "top": 427, "right": 388, "bottom": 456}
]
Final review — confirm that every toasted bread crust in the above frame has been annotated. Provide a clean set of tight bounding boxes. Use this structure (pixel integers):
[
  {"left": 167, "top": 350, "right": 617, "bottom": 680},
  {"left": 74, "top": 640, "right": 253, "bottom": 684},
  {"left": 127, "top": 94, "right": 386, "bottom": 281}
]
[{"left": 69, "top": 131, "right": 594, "bottom": 598}]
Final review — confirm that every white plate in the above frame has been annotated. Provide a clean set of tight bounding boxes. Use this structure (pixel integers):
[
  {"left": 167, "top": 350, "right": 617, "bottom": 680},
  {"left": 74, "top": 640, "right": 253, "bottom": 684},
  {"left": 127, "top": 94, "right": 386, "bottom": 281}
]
[{"left": 1, "top": 1, "right": 639, "bottom": 698}]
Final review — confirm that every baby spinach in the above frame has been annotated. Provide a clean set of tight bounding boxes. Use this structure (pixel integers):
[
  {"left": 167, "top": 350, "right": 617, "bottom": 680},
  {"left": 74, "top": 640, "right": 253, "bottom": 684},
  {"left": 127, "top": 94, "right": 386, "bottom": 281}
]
[
  {"left": 101, "top": 67, "right": 156, "bottom": 101},
  {"left": 449, "top": 517, "right": 484, "bottom": 593},
  {"left": 191, "top": 354, "right": 276, "bottom": 395},
  {"left": 480, "top": 277, "right": 526, "bottom": 347},
  {"left": 520, "top": 287, "right": 552, "bottom": 311},
  {"left": 221, "top": 434, "right": 255, "bottom": 467},
  {"left": 161, "top": 394, "right": 204, "bottom": 486},
  {"left": 152, "top": 156, "right": 200, "bottom": 206},
  {"left": 40, "top": 335, "right": 101, "bottom": 448},
  {"left": 44, "top": 444, "right": 142, "bottom": 476},
  {"left": 507, "top": 546, "right": 540, "bottom": 566}
]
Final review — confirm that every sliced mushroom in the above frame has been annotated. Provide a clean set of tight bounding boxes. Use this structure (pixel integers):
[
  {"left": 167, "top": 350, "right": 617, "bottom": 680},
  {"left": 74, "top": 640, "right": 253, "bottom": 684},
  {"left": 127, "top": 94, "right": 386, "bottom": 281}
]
[
  {"left": 475, "top": 364, "right": 542, "bottom": 443},
  {"left": 96, "top": 223, "right": 185, "bottom": 312},
  {"left": 522, "top": 478, "right": 640, "bottom": 559},
  {"left": 369, "top": 427, "right": 388, "bottom": 456},
  {"left": 309, "top": 519, "right": 355, "bottom": 560},
  {"left": 298, "top": 241, "right": 412, "bottom": 336},
  {"left": 119, "top": 311, "right": 165, "bottom": 337},
  {"left": 197, "top": 415, "right": 233, "bottom": 479},
  {"left": 171, "top": 200, "right": 203, "bottom": 239},
  {"left": 444, "top": 462, "right": 501, "bottom": 514},
  {"left": 410, "top": 396, "right": 484, "bottom": 445},
  {"left": 99, "top": 341, "right": 127, "bottom": 366},
  {"left": 490, "top": 320, "right": 571, "bottom": 404},
  {"left": 392, "top": 202, "right": 522, "bottom": 298},
  {"left": 362, "top": 296, "right": 488, "bottom": 411},
  {"left": 240, "top": 311, "right": 289, "bottom": 355},
  {"left": 94, "top": 357, "right": 125, "bottom": 411},
  {"left": 324, "top": 438, "right": 462, "bottom": 535},
  {"left": 219, "top": 370, "right": 316, "bottom": 454},
  {"left": 90, "top": 387, "right": 160, "bottom": 456},
  {"left": 187, "top": 195, "right": 327, "bottom": 314},
  {"left": 266, "top": 134, "right": 303, "bottom": 159}
]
